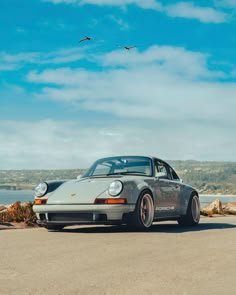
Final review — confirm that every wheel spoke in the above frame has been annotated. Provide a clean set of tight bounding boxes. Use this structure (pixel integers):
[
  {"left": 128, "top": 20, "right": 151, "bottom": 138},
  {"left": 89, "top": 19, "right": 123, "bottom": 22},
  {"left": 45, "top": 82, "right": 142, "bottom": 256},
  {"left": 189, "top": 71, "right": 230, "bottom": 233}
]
[
  {"left": 139, "top": 194, "right": 154, "bottom": 228},
  {"left": 142, "top": 212, "right": 146, "bottom": 222}
]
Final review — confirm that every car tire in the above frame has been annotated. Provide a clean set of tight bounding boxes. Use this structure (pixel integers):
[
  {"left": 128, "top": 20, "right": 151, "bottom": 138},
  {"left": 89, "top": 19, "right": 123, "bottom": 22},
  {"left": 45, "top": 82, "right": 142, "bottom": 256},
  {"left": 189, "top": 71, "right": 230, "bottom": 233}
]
[
  {"left": 45, "top": 225, "right": 64, "bottom": 232},
  {"left": 128, "top": 190, "right": 154, "bottom": 230},
  {"left": 178, "top": 194, "right": 200, "bottom": 226}
]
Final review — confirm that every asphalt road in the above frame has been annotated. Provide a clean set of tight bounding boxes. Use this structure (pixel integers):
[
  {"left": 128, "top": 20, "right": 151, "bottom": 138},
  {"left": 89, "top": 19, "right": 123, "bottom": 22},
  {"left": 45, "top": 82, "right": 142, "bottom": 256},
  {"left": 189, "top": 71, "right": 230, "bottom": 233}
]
[{"left": 1, "top": 216, "right": 236, "bottom": 295}]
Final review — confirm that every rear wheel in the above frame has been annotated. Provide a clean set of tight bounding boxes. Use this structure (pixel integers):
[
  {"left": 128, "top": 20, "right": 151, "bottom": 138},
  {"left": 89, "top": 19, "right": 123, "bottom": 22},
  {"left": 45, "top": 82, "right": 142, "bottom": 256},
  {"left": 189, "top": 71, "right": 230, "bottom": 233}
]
[
  {"left": 128, "top": 190, "right": 154, "bottom": 230},
  {"left": 178, "top": 194, "right": 200, "bottom": 226}
]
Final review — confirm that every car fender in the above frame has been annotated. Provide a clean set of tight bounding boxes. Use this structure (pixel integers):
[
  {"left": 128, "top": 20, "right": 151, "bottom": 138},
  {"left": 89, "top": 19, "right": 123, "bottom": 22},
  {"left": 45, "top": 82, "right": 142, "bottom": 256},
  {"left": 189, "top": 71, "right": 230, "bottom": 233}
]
[
  {"left": 122, "top": 179, "right": 154, "bottom": 204},
  {"left": 96, "top": 178, "right": 153, "bottom": 205},
  {"left": 179, "top": 184, "right": 198, "bottom": 215}
]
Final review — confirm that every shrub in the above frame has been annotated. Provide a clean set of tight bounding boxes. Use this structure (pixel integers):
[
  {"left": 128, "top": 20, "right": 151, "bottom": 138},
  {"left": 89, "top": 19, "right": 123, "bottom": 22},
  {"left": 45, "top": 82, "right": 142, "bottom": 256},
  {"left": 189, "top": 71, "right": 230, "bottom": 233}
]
[{"left": 0, "top": 201, "right": 37, "bottom": 226}]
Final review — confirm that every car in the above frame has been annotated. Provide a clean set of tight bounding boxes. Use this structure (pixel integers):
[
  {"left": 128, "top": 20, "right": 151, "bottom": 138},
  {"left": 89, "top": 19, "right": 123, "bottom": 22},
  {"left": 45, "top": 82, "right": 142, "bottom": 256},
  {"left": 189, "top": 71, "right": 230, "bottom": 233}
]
[{"left": 33, "top": 155, "right": 200, "bottom": 231}]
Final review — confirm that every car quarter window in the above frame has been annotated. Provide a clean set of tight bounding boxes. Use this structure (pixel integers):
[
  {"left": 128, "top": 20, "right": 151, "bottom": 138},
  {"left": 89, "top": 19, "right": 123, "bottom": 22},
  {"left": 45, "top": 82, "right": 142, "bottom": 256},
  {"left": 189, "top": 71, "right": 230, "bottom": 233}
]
[
  {"left": 154, "top": 160, "right": 172, "bottom": 180},
  {"left": 169, "top": 167, "right": 180, "bottom": 180}
]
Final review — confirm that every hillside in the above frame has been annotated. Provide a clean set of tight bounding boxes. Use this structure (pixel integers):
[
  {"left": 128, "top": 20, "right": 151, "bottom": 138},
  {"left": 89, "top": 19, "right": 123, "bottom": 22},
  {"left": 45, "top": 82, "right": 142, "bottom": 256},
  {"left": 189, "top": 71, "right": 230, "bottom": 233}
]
[
  {"left": 0, "top": 160, "right": 236, "bottom": 194},
  {"left": 169, "top": 160, "right": 236, "bottom": 194}
]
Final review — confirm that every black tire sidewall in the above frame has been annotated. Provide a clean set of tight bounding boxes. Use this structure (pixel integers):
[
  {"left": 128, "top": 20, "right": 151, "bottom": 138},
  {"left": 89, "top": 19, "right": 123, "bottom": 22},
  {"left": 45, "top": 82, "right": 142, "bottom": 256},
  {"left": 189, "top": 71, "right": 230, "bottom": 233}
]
[{"left": 178, "top": 194, "right": 200, "bottom": 226}]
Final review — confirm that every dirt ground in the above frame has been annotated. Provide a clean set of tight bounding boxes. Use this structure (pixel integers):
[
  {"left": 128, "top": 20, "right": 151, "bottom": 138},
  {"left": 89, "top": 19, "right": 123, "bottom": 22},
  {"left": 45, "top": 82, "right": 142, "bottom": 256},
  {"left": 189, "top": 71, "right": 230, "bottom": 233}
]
[{"left": 1, "top": 216, "right": 236, "bottom": 295}]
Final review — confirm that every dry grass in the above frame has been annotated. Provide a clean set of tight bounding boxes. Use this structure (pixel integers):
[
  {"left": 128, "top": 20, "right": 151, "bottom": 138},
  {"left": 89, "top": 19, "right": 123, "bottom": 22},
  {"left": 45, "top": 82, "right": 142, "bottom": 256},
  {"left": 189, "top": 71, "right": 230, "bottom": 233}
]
[{"left": 0, "top": 201, "right": 37, "bottom": 225}]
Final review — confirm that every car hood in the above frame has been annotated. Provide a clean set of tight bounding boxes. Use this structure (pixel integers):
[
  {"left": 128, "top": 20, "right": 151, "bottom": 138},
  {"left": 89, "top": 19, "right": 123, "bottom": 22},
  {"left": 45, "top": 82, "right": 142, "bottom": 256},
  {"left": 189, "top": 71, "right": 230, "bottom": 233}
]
[{"left": 47, "top": 176, "right": 123, "bottom": 204}]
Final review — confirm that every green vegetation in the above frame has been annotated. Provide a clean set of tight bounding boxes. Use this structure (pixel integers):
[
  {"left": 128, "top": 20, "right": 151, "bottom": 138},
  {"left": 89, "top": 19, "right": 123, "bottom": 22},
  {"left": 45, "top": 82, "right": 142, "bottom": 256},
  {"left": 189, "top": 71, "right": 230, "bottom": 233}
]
[
  {"left": 0, "top": 160, "right": 236, "bottom": 194},
  {"left": 0, "top": 169, "right": 85, "bottom": 190},
  {"left": 169, "top": 160, "right": 236, "bottom": 195}
]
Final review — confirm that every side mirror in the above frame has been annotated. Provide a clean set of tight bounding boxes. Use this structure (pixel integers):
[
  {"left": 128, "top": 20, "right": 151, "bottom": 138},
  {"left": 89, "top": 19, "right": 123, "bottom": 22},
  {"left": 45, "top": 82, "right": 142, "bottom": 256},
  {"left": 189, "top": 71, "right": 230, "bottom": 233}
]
[
  {"left": 179, "top": 178, "right": 183, "bottom": 183},
  {"left": 155, "top": 172, "right": 168, "bottom": 180}
]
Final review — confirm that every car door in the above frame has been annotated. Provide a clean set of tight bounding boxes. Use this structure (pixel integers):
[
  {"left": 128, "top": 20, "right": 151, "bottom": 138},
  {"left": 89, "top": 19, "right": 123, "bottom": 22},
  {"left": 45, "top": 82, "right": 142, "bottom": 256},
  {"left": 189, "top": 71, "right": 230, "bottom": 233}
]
[
  {"left": 153, "top": 160, "right": 180, "bottom": 218},
  {"left": 168, "top": 165, "right": 183, "bottom": 216}
]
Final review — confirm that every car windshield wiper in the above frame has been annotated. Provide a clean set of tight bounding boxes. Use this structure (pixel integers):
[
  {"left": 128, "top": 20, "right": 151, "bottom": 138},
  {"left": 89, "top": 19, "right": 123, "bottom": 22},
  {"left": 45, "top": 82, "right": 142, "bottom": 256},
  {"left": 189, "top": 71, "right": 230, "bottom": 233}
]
[{"left": 107, "top": 171, "right": 147, "bottom": 176}]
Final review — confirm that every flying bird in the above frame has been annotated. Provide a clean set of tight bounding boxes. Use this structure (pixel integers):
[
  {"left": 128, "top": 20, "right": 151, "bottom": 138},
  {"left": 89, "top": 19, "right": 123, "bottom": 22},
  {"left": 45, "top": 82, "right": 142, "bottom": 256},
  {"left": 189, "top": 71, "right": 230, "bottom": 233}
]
[
  {"left": 79, "top": 36, "right": 92, "bottom": 43},
  {"left": 124, "top": 46, "right": 136, "bottom": 50}
]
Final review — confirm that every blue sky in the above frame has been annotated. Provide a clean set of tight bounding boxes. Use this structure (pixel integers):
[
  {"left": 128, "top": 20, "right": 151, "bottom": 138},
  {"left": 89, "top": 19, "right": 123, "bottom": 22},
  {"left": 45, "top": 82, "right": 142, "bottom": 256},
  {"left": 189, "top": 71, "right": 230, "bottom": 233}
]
[{"left": 1, "top": 0, "right": 236, "bottom": 168}]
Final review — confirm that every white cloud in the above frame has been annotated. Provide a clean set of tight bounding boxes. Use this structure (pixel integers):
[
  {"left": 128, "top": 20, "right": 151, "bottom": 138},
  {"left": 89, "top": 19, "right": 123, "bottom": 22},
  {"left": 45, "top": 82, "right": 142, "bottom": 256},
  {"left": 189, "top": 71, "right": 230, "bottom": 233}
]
[
  {"left": 215, "top": 0, "right": 236, "bottom": 8},
  {"left": 3, "top": 45, "right": 235, "bottom": 167},
  {"left": 0, "top": 48, "right": 86, "bottom": 71},
  {"left": 27, "top": 67, "right": 93, "bottom": 86},
  {"left": 42, "top": 0, "right": 228, "bottom": 23},
  {"left": 231, "top": 68, "right": 236, "bottom": 76},
  {"left": 85, "top": 0, "right": 162, "bottom": 10},
  {"left": 41, "top": 48, "right": 86, "bottom": 64},
  {"left": 0, "top": 52, "right": 39, "bottom": 71},
  {"left": 2, "top": 52, "right": 39, "bottom": 63},
  {"left": 0, "top": 64, "right": 18, "bottom": 71},
  {"left": 0, "top": 119, "right": 235, "bottom": 169},
  {"left": 43, "top": 0, "right": 162, "bottom": 10},
  {"left": 26, "top": 45, "right": 235, "bottom": 124},
  {"left": 43, "top": 0, "right": 78, "bottom": 3},
  {"left": 28, "top": 46, "right": 219, "bottom": 83},
  {"left": 165, "top": 2, "right": 228, "bottom": 23},
  {"left": 99, "top": 46, "right": 219, "bottom": 78},
  {"left": 108, "top": 15, "right": 130, "bottom": 30}
]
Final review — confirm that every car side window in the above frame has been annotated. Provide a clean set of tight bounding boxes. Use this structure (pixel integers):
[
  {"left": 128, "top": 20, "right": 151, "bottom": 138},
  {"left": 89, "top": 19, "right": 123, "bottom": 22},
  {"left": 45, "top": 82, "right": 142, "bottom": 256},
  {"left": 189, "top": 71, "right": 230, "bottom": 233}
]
[{"left": 155, "top": 160, "right": 172, "bottom": 180}]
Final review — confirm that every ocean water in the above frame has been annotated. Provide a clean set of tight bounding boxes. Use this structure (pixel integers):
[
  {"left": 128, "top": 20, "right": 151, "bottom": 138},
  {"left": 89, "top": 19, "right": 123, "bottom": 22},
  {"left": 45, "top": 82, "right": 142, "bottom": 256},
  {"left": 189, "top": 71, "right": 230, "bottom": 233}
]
[
  {"left": 0, "top": 189, "right": 236, "bottom": 207},
  {"left": 199, "top": 195, "right": 236, "bottom": 208},
  {"left": 0, "top": 189, "right": 34, "bottom": 205}
]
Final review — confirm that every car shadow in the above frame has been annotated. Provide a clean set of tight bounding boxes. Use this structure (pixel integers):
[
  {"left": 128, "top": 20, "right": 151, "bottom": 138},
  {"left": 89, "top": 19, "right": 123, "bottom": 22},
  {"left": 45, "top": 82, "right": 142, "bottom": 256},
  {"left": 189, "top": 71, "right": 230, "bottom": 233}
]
[
  {"left": 60, "top": 220, "right": 236, "bottom": 234},
  {"left": 0, "top": 222, "right": 14, "bottom": 230}
]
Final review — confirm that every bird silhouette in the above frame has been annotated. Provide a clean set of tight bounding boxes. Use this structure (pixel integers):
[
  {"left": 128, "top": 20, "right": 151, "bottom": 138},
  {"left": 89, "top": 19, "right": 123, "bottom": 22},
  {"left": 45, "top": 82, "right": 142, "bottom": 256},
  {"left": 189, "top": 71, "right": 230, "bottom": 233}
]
[
  {"left": 124, "top": 46, "right": 136, "bottom": 50},
  {"left": 79, "top": 36, "right": 92, "bottom": 43}
]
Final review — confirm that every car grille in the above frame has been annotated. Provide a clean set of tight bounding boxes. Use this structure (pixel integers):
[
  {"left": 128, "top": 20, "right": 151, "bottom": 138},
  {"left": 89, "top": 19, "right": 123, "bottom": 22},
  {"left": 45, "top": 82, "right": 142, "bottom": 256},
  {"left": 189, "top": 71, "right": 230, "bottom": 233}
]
[{"left": 48, "top": 213, "right": 93, "bottom": 222}]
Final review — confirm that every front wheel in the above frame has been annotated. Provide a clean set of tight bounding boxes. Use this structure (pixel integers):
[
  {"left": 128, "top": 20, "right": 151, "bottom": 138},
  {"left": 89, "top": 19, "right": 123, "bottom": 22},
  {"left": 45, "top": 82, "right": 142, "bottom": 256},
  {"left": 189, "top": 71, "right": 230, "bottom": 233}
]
[
  {"left": 178, "top": 194, "right": 200, "bottom": 226},
  {"left": 128, "top": 190, "right": 154, "bottom": 230}
]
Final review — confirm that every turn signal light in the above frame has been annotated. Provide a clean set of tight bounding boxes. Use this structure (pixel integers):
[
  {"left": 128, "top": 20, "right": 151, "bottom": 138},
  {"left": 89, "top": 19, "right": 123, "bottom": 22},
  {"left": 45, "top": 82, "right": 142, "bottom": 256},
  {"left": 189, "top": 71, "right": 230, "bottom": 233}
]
[
  {"left": 95, "top": 198, "right": 127, "bottom": 205},
  {"left": 34, "top": 199, "right": 48, "bottom": 205}
]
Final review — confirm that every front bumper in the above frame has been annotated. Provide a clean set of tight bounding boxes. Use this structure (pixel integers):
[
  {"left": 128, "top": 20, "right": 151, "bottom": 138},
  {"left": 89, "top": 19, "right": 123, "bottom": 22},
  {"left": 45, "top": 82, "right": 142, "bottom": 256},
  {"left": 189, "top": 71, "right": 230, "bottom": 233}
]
[{"left": 33, "top": 204, "right": 135, "bottom": 226}]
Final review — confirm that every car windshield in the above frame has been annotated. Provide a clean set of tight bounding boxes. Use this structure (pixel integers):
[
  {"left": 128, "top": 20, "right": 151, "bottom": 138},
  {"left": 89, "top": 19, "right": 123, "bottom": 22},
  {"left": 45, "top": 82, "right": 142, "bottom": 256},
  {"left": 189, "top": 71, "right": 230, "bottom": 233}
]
[{"left": 82, "top": 156, "right": 153, "bottom": 177}]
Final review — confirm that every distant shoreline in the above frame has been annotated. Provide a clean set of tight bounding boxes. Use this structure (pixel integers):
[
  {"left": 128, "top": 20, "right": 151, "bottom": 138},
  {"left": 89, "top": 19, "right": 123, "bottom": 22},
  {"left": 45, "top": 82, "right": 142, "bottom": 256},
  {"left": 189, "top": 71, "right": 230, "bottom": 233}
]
[
  {"left": 0, "top": 187, "right": 236, "bottom": 197},
  {"left": 199, "top": 194, "right": 236, "bottom": 197},
  {"left": 0, "top": 186, "right": 34, "bottom": 191}
]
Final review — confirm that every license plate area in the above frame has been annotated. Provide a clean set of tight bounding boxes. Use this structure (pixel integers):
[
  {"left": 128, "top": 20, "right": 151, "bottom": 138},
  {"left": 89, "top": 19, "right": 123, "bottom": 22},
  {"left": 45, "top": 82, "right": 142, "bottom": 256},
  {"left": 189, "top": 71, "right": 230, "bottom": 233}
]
[{"left": 48, "top": 213, "right": 93, "bottom": 222}]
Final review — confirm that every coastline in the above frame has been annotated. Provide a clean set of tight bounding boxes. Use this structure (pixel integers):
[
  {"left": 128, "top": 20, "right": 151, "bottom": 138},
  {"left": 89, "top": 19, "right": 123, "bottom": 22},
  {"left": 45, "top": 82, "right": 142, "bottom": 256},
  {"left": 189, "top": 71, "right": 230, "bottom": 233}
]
[
  {"left": 2, "top": 188, "right": 236, "bottom": 196},
  {"left": 0, "top": 186, "right": 34, "bottom": 191},
  {"left": 199, "top": 194, "right": 236, "bottom": 197}
]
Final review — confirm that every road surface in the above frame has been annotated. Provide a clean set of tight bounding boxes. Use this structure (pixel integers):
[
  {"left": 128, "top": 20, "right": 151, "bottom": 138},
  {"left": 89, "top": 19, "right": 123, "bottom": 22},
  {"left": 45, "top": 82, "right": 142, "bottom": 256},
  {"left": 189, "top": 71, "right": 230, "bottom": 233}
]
[{"left": 1, "top": 216, "right": 236, "bottom": 295}]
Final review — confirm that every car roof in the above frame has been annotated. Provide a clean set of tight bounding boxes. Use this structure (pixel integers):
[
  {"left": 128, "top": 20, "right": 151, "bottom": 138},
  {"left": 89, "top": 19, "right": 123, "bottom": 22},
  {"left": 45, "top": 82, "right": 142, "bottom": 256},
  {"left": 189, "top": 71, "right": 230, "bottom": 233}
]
[{"left": 96, "top": 155, "right": 170, "bottom": 165}]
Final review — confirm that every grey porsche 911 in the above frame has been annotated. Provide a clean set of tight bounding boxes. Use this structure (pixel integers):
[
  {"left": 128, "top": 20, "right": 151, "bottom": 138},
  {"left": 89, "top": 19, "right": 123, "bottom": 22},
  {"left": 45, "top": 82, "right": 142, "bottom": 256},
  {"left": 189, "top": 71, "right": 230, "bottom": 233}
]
[{"left": 33, "top": 155, "right": 200, "bottom": 231}]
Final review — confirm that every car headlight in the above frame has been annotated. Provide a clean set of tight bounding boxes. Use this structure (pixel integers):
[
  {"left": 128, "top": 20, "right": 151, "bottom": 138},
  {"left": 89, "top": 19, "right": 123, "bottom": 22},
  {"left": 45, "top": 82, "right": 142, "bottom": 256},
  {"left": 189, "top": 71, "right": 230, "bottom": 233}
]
[
  {"left": 108, "top": 180, "right": 123, "bottom": 196},
  {"left": 35, "top": 182, "right": 48, "bottom": 197}
]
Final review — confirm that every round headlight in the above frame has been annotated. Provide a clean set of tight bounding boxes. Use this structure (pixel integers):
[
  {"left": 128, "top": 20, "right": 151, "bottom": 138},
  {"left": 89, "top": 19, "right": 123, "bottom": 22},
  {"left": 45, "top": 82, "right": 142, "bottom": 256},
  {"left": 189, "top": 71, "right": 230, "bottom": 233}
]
[
  {"left": 35, "top": 182, "right": 48, "bottom": 197},
  {"left": 108, "top": 181, "right": 123, "bottom": 196}
]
